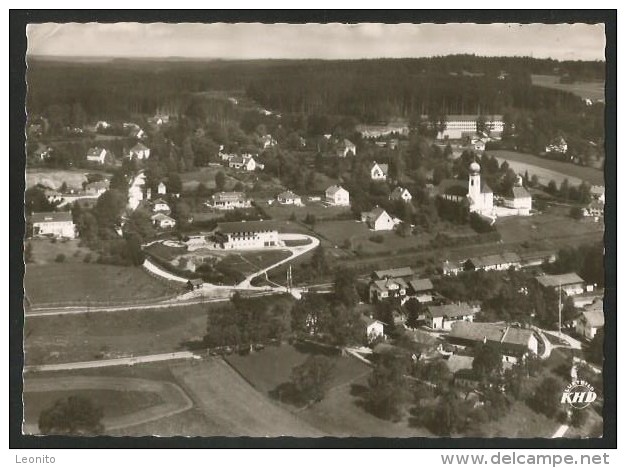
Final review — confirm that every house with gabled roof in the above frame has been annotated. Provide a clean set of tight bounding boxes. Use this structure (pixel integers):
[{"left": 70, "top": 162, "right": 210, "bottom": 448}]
[
  {"left": 336, "top": 139, "right": 356, "bottom": 157},
  {"left": 575, "top": 299, "right": 604, "bottom": 340},
  {"left": 127, "top": 142, "right": 151, "bottom": 160},
  {"left": 369, "top": 277, "right": 408, "bottom": 303},
  {"left": 389, "top": 186, "right": 412, "bottom": 203},
  {"left": 425, "top": 303, "right": 477, "bottom": 330},
  {"left": 277, "top": 190, "right": 302, "bottom": 206},
  {"left": 30, "top": 211, "right": 76, "bottom": 239},
  {"left": 207, "top": 191, "right": 251, "bottom": 210},
  {"left": 407, "top": 278, "right": 435, "bottom": 303},
  {"left": 361, "top": 206, "right": 396, "bottom": 231},
  {"left": 228, "top": 155, "right": 257, "bottom": 171},
  {"left": 369, "top": 161, "right": 389, "bottom": 181},
  {"left": 362, "top": 315, "right": 385, "bottom": 342},
  {"left": 325, "top": 185, "right": 350, "bottom": 206},
  {"left": 536, "top": 273, "right": 586, "bottom": 296},
  {"left": 503, "top": 186, "right": 532, "bottom": 215},
  {"left": 151, "top": 213, "right": 176, "bottom": 229}
]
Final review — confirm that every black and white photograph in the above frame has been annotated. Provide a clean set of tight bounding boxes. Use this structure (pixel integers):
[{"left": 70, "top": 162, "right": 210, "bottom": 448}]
[{"left": 12, "top": 11, "right": 615, "bottom": 448}]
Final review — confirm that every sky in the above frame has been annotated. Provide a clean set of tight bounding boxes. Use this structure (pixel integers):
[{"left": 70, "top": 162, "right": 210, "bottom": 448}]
[{"left": 26, "top": 23, "right": 606, "bottom": 61}]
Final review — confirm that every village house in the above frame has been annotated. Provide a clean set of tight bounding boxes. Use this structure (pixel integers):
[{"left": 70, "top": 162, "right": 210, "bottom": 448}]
[
  {"left": 152, "top": 198, "right": 171, "bottom": 214},
  {"left": 151, "top": 213, "right": 176, "bottom": 229},
  {"left": 34, "top": 147, "right": 52, "bottom": 161},
  {"left": 186, "top": 278, "right": 204, "bottom": 291},
  {"left": 448, "top": 322, "right": 538, "bottom": 363},
  {"left": 425, "top": 303, "right": 477, "bottom": 330},
  {"left": 407, "top": 278, "right": 435, "bottom": 303},
  {"left": 207, "top": 191, "right": 251, "bottom": 210},
  {"left": 438, "top": 161, "right": 494, "bottom": 218},
  {"left": 362, "top": 316, "right": 386, "bottom": 343},
  {"left": 325, "top": 185, "right": 350, "bottom": 206},
  {"left": 336, "top": 139, "right": 357, "bottom": 157},
  {"left": 536, "top": 272, "right": 587, "bottom": 296},
  {"left": 277, "top": 190, "right": 302, "bottom": 206},
  {"left": 84, "top": 180, "right": 109, "bottom": 196},
  {"left": 585, "top": 200, "right": 604, "bottom": 218},
  {"left": 44, "top": 189, "right": 65, "bottom": 205},
  {"left": 86, "top": 147, "right": 111, "bottom": 165},
  {"left": 261, "top": 134, "right": 277, "bottom": 149},
  {"left": 357, "top": 122, "right": 410, "bottom": 139},
  {"left": 472, "top": 139, "right": 486, "bottom": 152},
  {"left": 372, "top": 267, "right": 414, "bottom": 280},
  {"left": 369, "top": 277, "right": 408, "bottom": 303},
  {"left": 369, "top": 161, "right": 389, "bottom": 181},
  {"left": 463, "top": 252, "right": 521, "bottom": 272},
  {"left": 157, "top": 182, "right": 167, "bottom": 195},
  {"left": 361, "top": 207, "right": 396, "bottom": 231},
  {"left": 503, "top": 186, "right": 532, "bottom": 215},
  {"left": 389, "top": 186, "right": 412, "bottom": 203},
  {"left": 95, "top": 120, "right": 111, "bottom": 131},
  {"left": 518, "top": 251, "right": 557, "bottom": 268},
  {"left": 545, "top": 136, "right": 568, "bottom": 154},
  {"left": 442, "top": 259, "right": 465, "bottom": 276},
  {"left": 127, "top": 142, "right": 151, "bottom": 160},
  {"left": 228, "top": 155, "right": 258, "bottom": 171},
  {"left": 214, "top": 220, "right": 281, "bottom": 250},
  {"left": 30, "top": 211, "right": 76, "bottom": 239},
  {"left": 575, "top": 299, "right": 604, "bottom": 340}
]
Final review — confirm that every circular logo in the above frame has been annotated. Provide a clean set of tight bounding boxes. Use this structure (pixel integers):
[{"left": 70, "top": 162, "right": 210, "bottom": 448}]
[{"left": 561, "top": 380, "right": 597, "bottom": 409}]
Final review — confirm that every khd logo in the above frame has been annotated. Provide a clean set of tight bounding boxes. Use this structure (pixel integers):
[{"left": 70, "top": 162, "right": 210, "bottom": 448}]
[{"left": 561, "top": 380, "right": 597, "bottom": 409}]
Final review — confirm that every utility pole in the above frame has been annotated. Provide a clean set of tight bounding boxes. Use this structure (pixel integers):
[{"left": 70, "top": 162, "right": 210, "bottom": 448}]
[{"left": 558, "top": 282, "right": 562, "bottom": 337}]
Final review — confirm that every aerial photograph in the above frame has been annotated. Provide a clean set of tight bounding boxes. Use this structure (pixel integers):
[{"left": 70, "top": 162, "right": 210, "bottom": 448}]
[{"left": 22, "top": 21, "right": 606, "bottom": 439}]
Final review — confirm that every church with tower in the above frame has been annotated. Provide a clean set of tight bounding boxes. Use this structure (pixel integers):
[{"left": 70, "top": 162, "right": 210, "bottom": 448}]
[{"left": 437, "top": 160, "right": 495, "bottom": 219}]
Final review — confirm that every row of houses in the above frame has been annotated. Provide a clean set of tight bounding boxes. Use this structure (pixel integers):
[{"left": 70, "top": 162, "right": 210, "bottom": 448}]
[
  {"left": 442, "top": 250, "right": 557, "bottom": 275},
  {"left": 86, "top": 143, "right": 151, "bottom": 165}
]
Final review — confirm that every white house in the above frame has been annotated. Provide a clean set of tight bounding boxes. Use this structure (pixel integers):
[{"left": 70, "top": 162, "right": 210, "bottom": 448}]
[
  {"left": 208, "top": 192, "right": 251, "bottom": 210},
  {"left": 152, "top": 198, "right": 171, "bottom": 213},
  {"left": 503, "top": 186, "right": 532, "bottom": 215},
  {"left": 151, "top": 213, "right": 176, "bottom": 229},
  {"left": 362, "top": 316, "right": 385, "bottom": 342},
  {"left": 127, "top": 142, "right": 151, "bottom": 160},
  {"left": 261, "top": 134, "right": 277, "bottom": 149},
  {"left": 157, "top": 182, "right": 167, "bottom": 195},
  {"left": 576, "top": 300, "right": 604, "bottom": 340},
  {"left": 214, "top": 220, "right": 281, "bottom": 250},
  {"left": 30, "top": 211, "right": 76, "bottom": 239},
  {"left": 370, "top": 162, "right": 389, "bottom": 181},
  {"left": 361, "top": 207, "right": 396, "bottom": 231},
  {"left": 325, "top": 185, "right": 350, "bottom": 206},
  {"left": 545, "top": 136, "right": 568, "bottom": 154},
  {"left": 585, "top": 200, "right": 604, "bottom": 218},
  {"left": 389, "top": 187, "right": 412, "bottom": 203},
  {"left": 425, "top": 303, "right": 477, "bottom": 330},
  {"left": 277, "top": 190, "right": 302, "bottom": 205},
  {"left": 229, "top": 155, "right": 257, "bottom": 171},
  {"left": 369, "top": 277, "right": 408, "bottom": 302},
  {"left": 86, "top": 147, "right": 109, "bottom": 165},
  {"left": 336, "top": 139, "right": 356, "bottom": 157},
  {"left": 431, "top": 114, "right": 504, "bottom": 140}
]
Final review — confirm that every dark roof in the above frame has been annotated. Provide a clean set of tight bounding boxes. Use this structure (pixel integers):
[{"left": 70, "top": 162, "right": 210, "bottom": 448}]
[
  {"left": 31, "top": 211, "right": 73, "bottom": 223},
  {"left": 188, "top": 278, "right": 203, "bottom": 286},
  {"left": 449, "top": 322, "right": 535, "bottom": 353},
  {"left": 212, "top": 191, "right": 246, "bottom": 202},
  {"left": 511, "top": 186, "right": 531, "bottom": 199},
  {"left": 427, "top": 303, "right": 475, "bottom": 319},
  {"left": 373, "top": 267, "right": 414, "bottom": 279},
  {"left": 408, "top": 278, "right": 434, "bottom": 292},
  {"left": 467, "top": 253, "right": 521, "bottom": 269},
  {"left": 217, "top": 220, "right": 280, "bottom": 234},
  {"left": 536, "top": 273, "right": 585, "bottom": 288}
]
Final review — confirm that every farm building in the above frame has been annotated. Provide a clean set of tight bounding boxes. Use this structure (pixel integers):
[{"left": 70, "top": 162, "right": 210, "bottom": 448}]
[
  {"left": 30, "top": 211, "right": 76, "bottom": 239},
  {"left": 464, "top": 252, "right": 521, "bottom": 272},
  {"left": 575, "top": 299, "right": 604, "bottom": 340},
  {"left": 407, "top": 278, "right": 435, "bottom": 303},
  {"left": 536, "top": 273, "right": 586, "bottom": 296},
  {"left": 448, "top": 322, "right": 538, "bottom": 363},
  {"left": 214, "top": 220, "right": 281, "bottom": 250},
  {"left": 372, "top": 267, "right": 414, "bottom": 280},
  {"left": 425, "top": 303, "right": 476, "bottom": 330}
]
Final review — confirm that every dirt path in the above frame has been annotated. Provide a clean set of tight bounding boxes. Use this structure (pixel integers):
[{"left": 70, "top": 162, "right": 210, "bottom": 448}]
[
  {"left": 170, "top": 359, "right": 325, "bottom": 437},
  {"left": 23, "top": 376, "right": 192, "bottom": 434}
]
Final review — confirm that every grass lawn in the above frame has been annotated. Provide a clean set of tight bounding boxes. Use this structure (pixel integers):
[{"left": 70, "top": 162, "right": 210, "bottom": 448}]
[
  {"left": 179, "top": 166, "right": 241, "bottom": 192},
  {"left": 531, "top": 74, "right": 605, "bottom": 102},
  {"left": 487, "top": 150, "right": 604, "bottom": 186},
  {"left": 26, "top": 168, "right": 108, "bottom": 191},
  {"left": 479, "top": 400, "right": 561, "bottom": 438},
  {"left": 217, "top": 250, "right": 292, "bottom": 277},
  {"left": 23, "top": 388, "right": 163, "bottom": 427},
  {"left": 27, "top": 238, "right": 96, "bottom": 264},
  {"left": 496, "top": 206, "right": 604, "bottom": 249},
  {"left": 259, "top": 200, "right": 351, "bottom": 222},
  {"left": 24, "top": 304, "right": 210, "bottom": 365},
  {"left": 24, "top": 263, "right": 179, "bottom": 307}
]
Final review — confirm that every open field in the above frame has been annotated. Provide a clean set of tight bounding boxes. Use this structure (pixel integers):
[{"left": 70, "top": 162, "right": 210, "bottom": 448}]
[
  {"left": 26, "top": 168, "right": 111, "bottom": 190},
  {"left": 170, "top": 358, "right": 324, "bottom": 436},
  {"left": 259, "top": 200, "right": 351, "bottom": 222},
  {"left": 27, "top": 238, "right": 95, "bottom": 264},
  {"left": 487, "top": 150, "right": 604, "bottom": 186},
  {"left": 217, "top": 250, "right": 292, "bottom": 277},
  {"left": 531, "top": 74, "right": 605, "bottom": 102},
  {"left": 23, "top": 375, "right": 191, "bottom": 434},
  {"left": 24, "top": 263, "right": 179, "bottom": 307},
  {"left": 478, "top": 400, "right": 561, "bottom": 438},
  {"left": 24, "top": 304, "right": 209, "bottom": 366}
]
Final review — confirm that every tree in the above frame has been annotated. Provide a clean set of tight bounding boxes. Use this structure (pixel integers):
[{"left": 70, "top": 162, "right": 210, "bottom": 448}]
[
  {"left": 310, "top": 245, "right": 328, "bottom": 278},
  {"left": 215, "top": 171, "right": 226, "bottom": 191},
  {"left": 529, "top": 377, "right": 564, "bottom": 419},
  {"left": 472, "top": 343, "right": 503, "bottom": 382},
  {"left": 25, "top": 187, "right": 56, "bottom": 214},
  {"left": 585, "top": 328, "right": 604, "bottom": 365},
  {"left": 547, "top": 179, "right": 558, "bottom": 195},
  {"left": 365, "top": 354, "right": 410, "bottom": 421},
  {"left": 333, "top": 268, "right": 359, "bottom": 308},
  {"left": 167, "top": 173, "right": 182, "bottom": 194},
  {"left": 124, "top": 208, "right": 156, "bottom": 242},
  {"left": 38, "top": 396, "right": 104, "bottom": 435},
  {"left": 291, "top": 355, "right": 335, "bottom": 403}
]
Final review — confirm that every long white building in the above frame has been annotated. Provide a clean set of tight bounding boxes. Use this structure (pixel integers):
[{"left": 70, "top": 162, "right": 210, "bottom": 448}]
[
  {"left": 428, "top": 114, "right": 504, "bottom": 140},
  {"left": 214, "top": 220, "right": 281, "bottom": 250}
]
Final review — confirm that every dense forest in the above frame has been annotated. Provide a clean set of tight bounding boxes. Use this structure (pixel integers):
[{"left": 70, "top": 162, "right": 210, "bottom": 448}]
[{"left": 26, "top": 55, "right": 605, "bottom": 123}]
